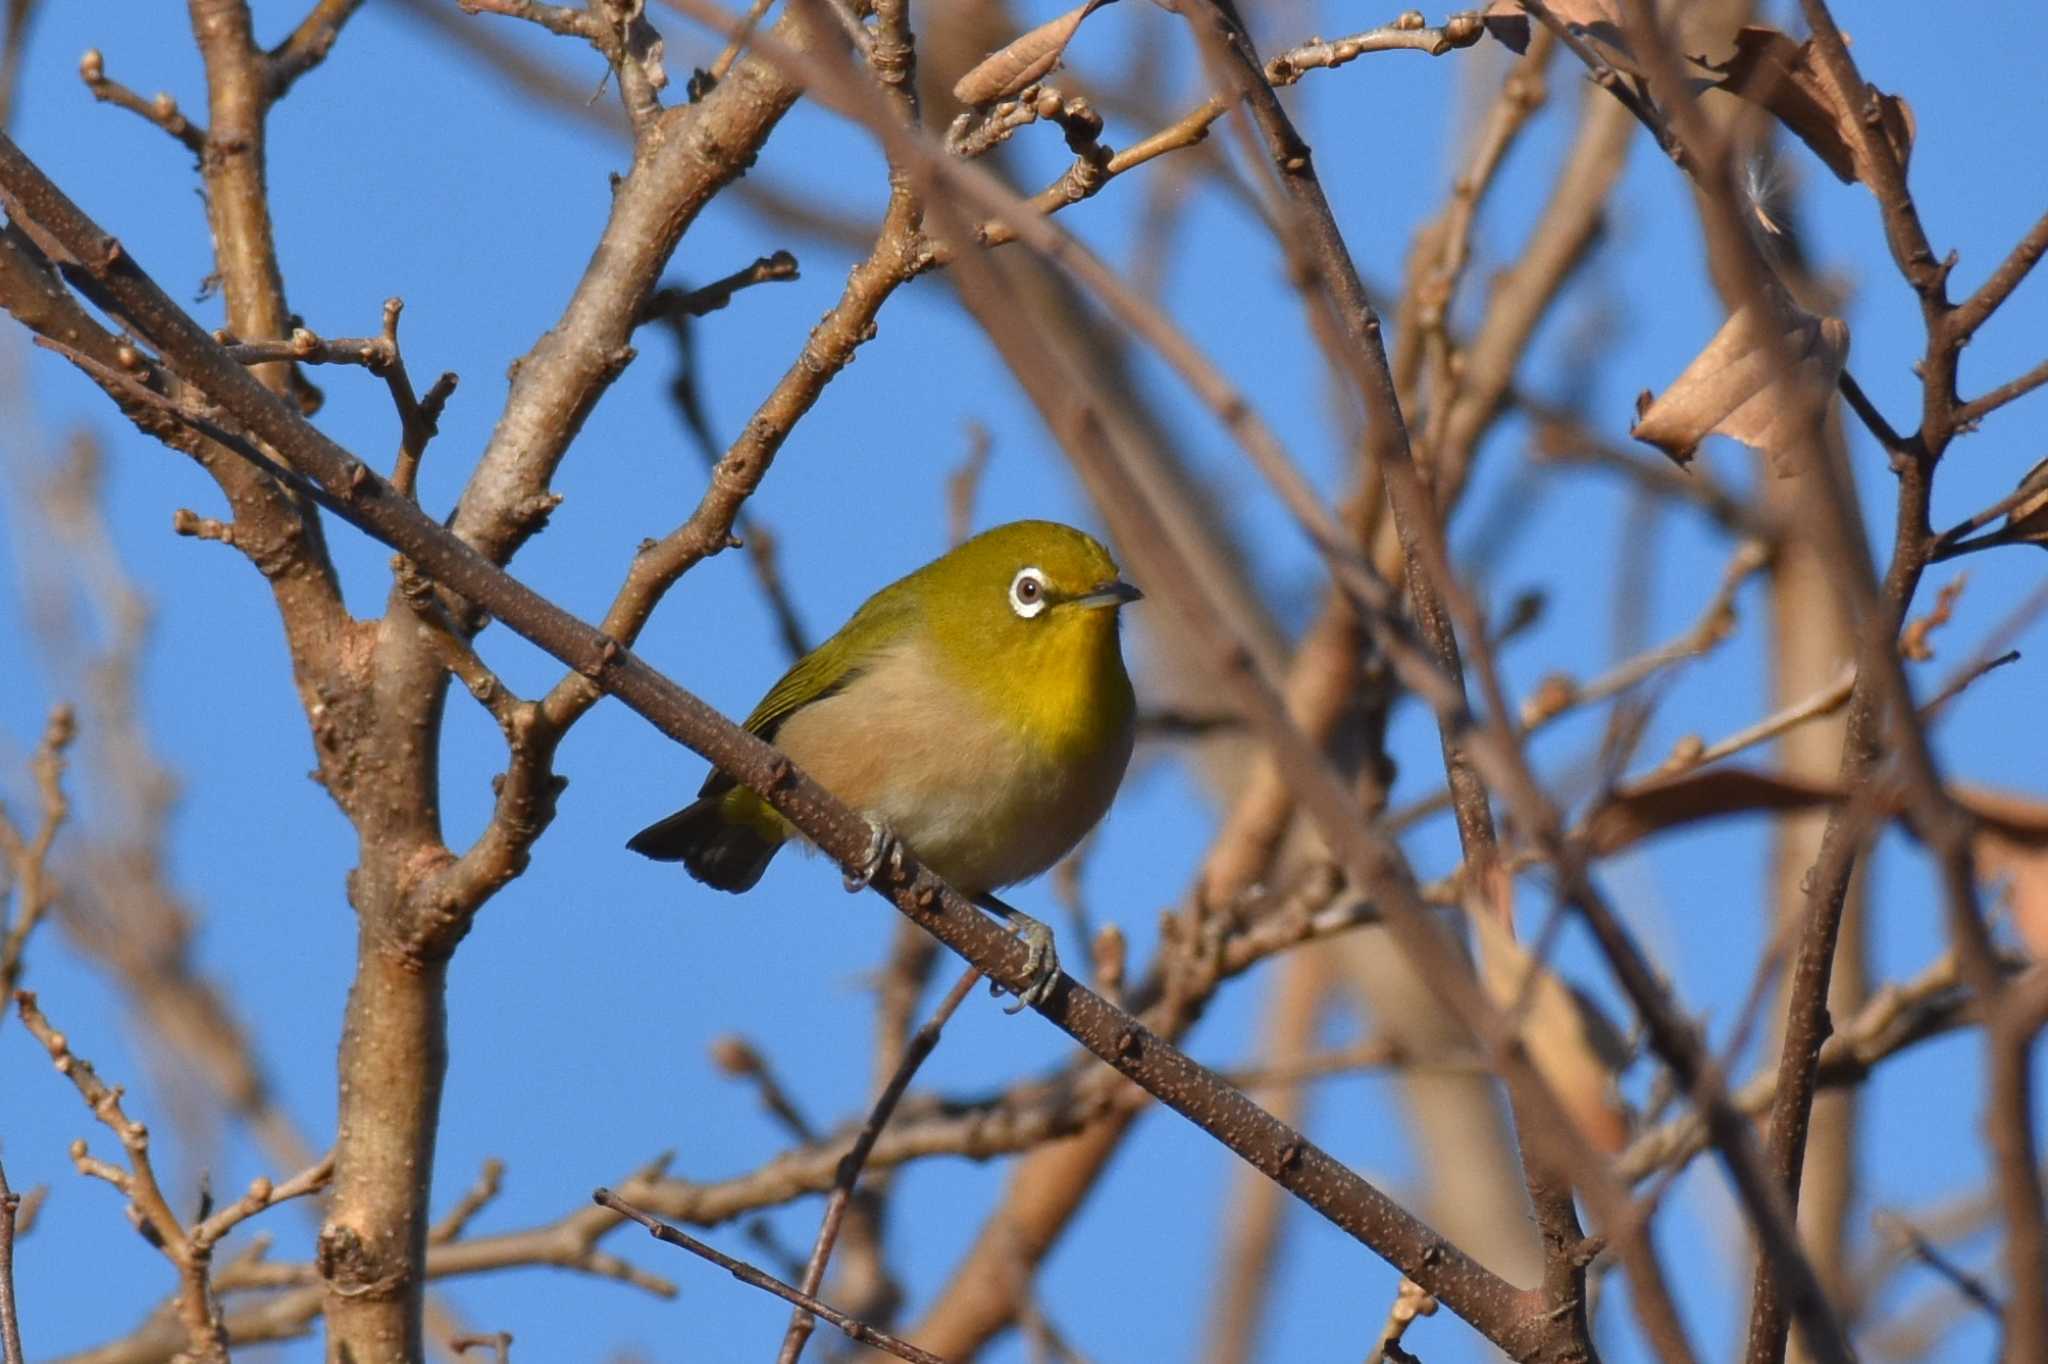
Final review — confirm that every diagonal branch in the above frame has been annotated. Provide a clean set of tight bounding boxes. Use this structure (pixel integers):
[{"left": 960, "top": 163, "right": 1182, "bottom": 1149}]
[
  {"left": 266, "top": 0, "right": 366, "bottom": 99},
  {"left": 1951, "top": 207, "right": 2048, "bottom": 343},
  {"left": 596, "top": 1191, "right": 946, "bottom": 1364}
]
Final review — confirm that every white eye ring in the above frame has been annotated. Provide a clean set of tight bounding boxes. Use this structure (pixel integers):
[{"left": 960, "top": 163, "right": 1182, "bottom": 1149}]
[{"left": 1009, "top": 566, "right": 1048, "bottom": 619}]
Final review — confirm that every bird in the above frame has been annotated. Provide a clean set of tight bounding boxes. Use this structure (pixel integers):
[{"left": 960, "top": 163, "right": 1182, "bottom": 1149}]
[{"left": 628, "top": 519, "right": 1142, "bottom": 1009}]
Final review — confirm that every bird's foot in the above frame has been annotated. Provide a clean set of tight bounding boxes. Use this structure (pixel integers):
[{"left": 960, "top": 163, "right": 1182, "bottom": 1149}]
[
  {"left": 843, "top": 821, "right": 901, "bottom": 893},
  {"left": 975, "top": 894, "right": 1061, "bottom": 1014}
]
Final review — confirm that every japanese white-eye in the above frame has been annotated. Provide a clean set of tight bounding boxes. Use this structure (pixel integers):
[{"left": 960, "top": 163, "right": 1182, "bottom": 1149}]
[{"left": 628, "top": 520, "right": 1141, "bottom": 1005}]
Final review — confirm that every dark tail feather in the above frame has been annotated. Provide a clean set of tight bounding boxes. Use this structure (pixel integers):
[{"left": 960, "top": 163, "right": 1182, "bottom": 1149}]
[{"left": 626, "top": 798, "right": 780, "bottom": 892}]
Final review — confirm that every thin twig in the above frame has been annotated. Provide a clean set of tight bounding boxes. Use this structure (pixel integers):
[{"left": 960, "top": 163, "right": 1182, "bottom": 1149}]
[
  {"left": 1954, "top": 355, "right": 2048, "bottom": 427},
  {"left": 778, "top": 966, "right": 981, "bottom": 1363},
  {"left": 711, "top": 1036, "right": 818, "bottom": 1143},
  {"left": 595, "top": 1190, "right": 950, "bottom": 1364},
  {"left": 0, "top": 703, "right": 75, "bottom": 1006},
  {"left": 16, "top": 991, "right": 333, "bottom": 1363},
  {"left": 946, "top": 422, "right": 990, "bottom": 548},
  {"left": 640, "top": 249, "right": 799, "bottom": 321},
  {"left": 0, "top": 1159, "right": 23, "bottom": 1364},
  {"left": 1365, "top": 1278, "right": 1437, "bottom": 1364},
  {"left": 267, "top": 0, "right": 368, "bottom": 100},
  {"left": 1951, "top": 207, "right": 2048, "bottom": 342},
  {"left": 429, "top": 1159, "right": 506, "bottom": 1245},
  {"left": 1520, "top": 541, "right": 1771, "bottom": 729},
  {"left": 698, "top": 0, "right": 775, "bottom": 92},
  {"left": 1873, "top": 1211, "right": 2003, "bottom": 1325},
  {"left": 77, "top": 50, "right": 207, "bottom": 155},
  {"left": 448, "top": 1330, "right": 513, "bottom": 1363},
  {"left": 973, "top": 15, "right": 1488, "bottom": 247}
]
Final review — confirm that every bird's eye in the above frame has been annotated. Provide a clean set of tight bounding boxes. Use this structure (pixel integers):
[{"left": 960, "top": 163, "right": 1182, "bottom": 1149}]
[{"left": 1009, "top": 567, "right": 1048, "bottom": 619}]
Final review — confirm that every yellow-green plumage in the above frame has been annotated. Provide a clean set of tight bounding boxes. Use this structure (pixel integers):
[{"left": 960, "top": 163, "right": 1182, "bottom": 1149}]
[{"left": 628, "top": 521, "right": 1139, "bottom": 898}]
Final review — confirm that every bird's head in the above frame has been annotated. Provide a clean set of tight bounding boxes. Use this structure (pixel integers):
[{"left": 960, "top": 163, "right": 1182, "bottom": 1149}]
[{"left": 911, "top": 519, "right": 1141, "bottom": 717}]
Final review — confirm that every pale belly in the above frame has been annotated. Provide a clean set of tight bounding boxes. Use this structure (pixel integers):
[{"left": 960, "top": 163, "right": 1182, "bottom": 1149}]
[{"left": 771, "top": 642, "right": 1134, "bottom": 895}]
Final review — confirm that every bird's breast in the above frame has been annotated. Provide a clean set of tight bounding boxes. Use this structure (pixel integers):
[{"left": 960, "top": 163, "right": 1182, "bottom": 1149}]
[{"left": 770, "top": 636, "right": 1134, "bottom": 894}]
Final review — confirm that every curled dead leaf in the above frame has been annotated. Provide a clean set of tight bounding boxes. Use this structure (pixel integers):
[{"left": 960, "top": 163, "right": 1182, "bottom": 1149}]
[
  {"left": 952, "top": 0, "right": 1108, "bottom": 108},
  {"left": 1707, "top": 27, "right": 1914, "bottom": 187},
  {"left": 1479, "top": 0, "right": 1532, "bottom": 54},
  {"left": 1483, "top": 0, "right": 1635, "bottom": 67},
  {"left": 1631, "top": 301, "right": 1848, "bottom": 475},
  {"left": 1465, "top": 866, "right": 1633, "bottom": 1154}
]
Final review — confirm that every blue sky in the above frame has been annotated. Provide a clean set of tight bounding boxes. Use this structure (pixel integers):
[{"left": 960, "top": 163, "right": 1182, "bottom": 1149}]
[{"left": 2, "top": 2, "right": 2043, "bottom": 1361}]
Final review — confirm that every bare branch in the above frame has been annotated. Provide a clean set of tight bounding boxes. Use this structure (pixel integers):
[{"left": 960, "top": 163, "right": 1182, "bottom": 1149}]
[
  {"left": 1873, "top": 1211, "right": 2004, "bottom": 1325},
  {"left": 448, "top": 1331, "right": 513, "bottom": 1363},
  {"left": 16, "top": 991, "right": 329, "bottom": 1364},
  {"left": 0, "top": 1160, "right": 24, "bottom": 1364},
  {"left": 711, "top": 1036, "right": 819, "bottom": 1143},
  {"left": 0, "top": 703, "right": 74, "bottom": 1006},
  {"left": 266, "top": 0, "right": 367, "bottom": 100},
  {"left": 1364, "top": 1279, "right": 1438, "bottom": 1364},
  {"left": 777, "top": 966, "right": 980, "bottom": 1363},
  {"left": 1954, "top": 354, "right": 2048, "bottom": 427},
  {"left": 695, "top": 0, "right": 775, "bottom": 93},
  {"left": 428, "top": 1160, "right": 506, "bottom": 1247},
  {"left": 641, "top": 249, "right": 800, "bottom": 321},
  {"left": 77, "top": 50, "right": 206, "bottom": 155},
  {"left": 1950, "top": 205, "right": 2048, "bottom": 342},
  {"left": 596, "top": 1190, "right": 948, "bottom": 1364}
]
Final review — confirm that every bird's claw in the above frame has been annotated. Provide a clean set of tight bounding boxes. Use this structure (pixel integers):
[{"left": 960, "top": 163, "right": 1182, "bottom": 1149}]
[
  {"left": 985, "top": 904, "right": 1060, "bottom": 1014},
  {"left": 843, "top": 822, "right": 899, "bottom": 893}
]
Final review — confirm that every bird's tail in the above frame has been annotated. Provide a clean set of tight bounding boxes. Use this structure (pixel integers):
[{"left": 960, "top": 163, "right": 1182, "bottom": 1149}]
[{"left": 626, "top": 793, "right": 783, "bottom": 892}]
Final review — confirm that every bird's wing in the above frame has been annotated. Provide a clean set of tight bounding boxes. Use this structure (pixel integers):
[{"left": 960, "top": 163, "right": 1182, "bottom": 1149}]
[{"left": 696, "top": 585, "right": 917, "bottom": 799}]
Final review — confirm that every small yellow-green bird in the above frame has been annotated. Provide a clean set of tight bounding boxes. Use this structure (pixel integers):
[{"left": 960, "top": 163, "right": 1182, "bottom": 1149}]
[{"left": 628, "top": 520, "right": 1141, "bottom": 1008}]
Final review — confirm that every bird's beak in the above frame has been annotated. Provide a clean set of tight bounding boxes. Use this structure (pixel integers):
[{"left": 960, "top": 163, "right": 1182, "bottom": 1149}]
[{"left": 1075, "top": 578, "right": 1143, "bottom": 609}]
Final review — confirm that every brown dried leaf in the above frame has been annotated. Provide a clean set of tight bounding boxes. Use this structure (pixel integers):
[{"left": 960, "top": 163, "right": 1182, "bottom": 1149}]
[
  {"left": 1631, "top": 301, "right": 1849, "bottom": 475},
  {"left": 1485, "top": 0, "right": 1623, "bottom": 29},
  {"left": 1479, "top": 0, "right": 1541, "bottom": 54},
  {"left": 1466, "top": 868, "right": 1633, "bottom": 1154},
  {"left": 952, "top": 0, "right": 1108, "bottom": 108},
  {"left": 1478, "top": 5, "right": 1530, "bottom": 55},
  {"left": 1484, "top": 0, "right": 1630, "bottom": 66},
  {"left": 1536, "top": 0, "right": 1624, "bottom": 26},
  {"left": 1709, "top": 27, "right": 1914, "bottom": 187}
]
